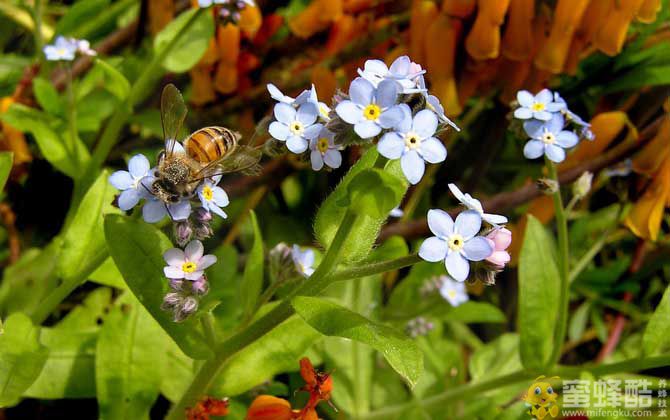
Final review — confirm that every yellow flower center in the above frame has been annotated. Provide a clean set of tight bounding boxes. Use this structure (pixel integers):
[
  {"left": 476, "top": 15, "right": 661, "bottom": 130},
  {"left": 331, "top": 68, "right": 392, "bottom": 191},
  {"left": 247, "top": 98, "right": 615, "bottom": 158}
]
[
  {"left": 541, "top": 132, "right": 556, "bottom": 144},
  {"left": 404, "top": 132, "right": 421, "bottom": 149},
  {"left": 202, "top": 185, "right": 213, "bottom": 201},
  {"left": 290, "top": 121, "right": 304, "bottom": 135},
  {"left": 448, "top": 234, "right": 464, "bottom": 251},
  {"left": 447, "top": 290, "right": 457, "bottom": 299},
  {"left": 182, "top": 261, "right": 197, "bottom": 273},
  {"left": 317, "top": 138, "right": 330, "bottom": 154},
  {"left": 532, "top": 102, "right": 546, "bottom": 112},
  {"left": 363, "top": 104, "right": 381, "bottom": 121}
]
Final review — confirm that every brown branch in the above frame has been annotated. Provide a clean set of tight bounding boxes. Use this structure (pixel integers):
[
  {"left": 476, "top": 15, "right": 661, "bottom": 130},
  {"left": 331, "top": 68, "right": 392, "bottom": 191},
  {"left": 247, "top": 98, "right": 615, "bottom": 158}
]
[
  {"left": 379, "top": 115, "right": 665, "bottom": 241},
  {"left": 0, "top": 202, "right": 21, "bottom": 263}
]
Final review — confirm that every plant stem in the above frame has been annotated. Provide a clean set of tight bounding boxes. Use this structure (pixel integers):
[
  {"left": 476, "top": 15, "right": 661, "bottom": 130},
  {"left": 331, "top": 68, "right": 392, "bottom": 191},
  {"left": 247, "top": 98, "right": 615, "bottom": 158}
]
[
  {"left": 201, "top": 313, "right": 217, "bottom": 348},
  {"left": 361, "top": 355, "right": 670, "bottom": 419},
  {"left": 547, "top": 160, "right": 570, "bottom": 366},
  {"left": 330, "top": 254, "right": 422, "bottom": 282},
  {"left": 33, "top": 0, "right": 43, "bottom": 57},
  {"left": 165, "top": 211, "right": 358, "bottom": 420},
  {"left": 66, "top": 65, "right": 81, "bottom": 170},
  {"left": 568, "top": 230, "right": 610, "bottom": 283}
]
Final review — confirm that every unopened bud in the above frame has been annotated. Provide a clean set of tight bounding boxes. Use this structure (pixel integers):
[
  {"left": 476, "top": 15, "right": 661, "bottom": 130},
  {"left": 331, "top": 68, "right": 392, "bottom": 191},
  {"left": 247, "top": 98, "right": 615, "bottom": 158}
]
[
  {"left": 194, "top": 207, "right": 212, "bottom": 223},
  {"left": 194, "top": 222, "right": 213, "bottom": 240},
  {"left": 161, "top": 293, "right": 182, "bottom": 310},
  {"left": 537, "top": 178, "right": 559, "bottom": 194},
  {"left": 174, "top": 221, "right": 193, "bottom": 247},
  {"left": 572, "top": 171, "right": 593, "bottom": 200},
  {"left": 181, "top": 297, "right": 198, "bottom": 314},
  {"left": 169, "top": 278, "right": 184, "bottom": 291},
  {"left": 192, "top": 276, "right": 210, "bottom": 296}
]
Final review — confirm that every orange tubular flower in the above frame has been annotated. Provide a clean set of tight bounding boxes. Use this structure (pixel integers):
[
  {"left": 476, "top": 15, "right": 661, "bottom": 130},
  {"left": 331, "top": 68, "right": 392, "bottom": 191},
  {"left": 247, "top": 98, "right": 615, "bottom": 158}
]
[
  {"left": 214, "top": 23, "right": 241, "bottom": 94},
  {"left": 187, "top": 396, "right": 230, "bottom": 420},
  {"left": 288, "top": 0, "right": 343, "bottom": 39},
  {"left": 410, "top": 0, "right": 439, "bottom": 64},
  {"left": 465, "top": 0, "right": 511, "bottom": 60},
  {"left": 0, "top": 97, "right": 31, "bottom": 166},
  {"left": 636, "top": 0, "right": 662, "bottom": 23},
  {"left": 593, "top": 0, "right": 646, "bottom": 56},
  {"left": 343, "top": 0, "right": 377, "bottom": 13},
  {"left": 246, "top": 395, "right": 295, "bottom": 420},
  {"left": 632, "top": 115, "right": 670, "bottom": 176},
  {"left": 625, "top": 157, "right": 670, "bottom": 241},
  {"left": 441, "top": 0, "right": 476, "bottom": 18},
  {"left": 534, "top": 0, "right": 589, "bottom": 74},
  {"left": 425, "top": 14, "right": 462, "bottom": 116},
  {"left": 311, "top": 66, "right": 337, "bottom": 102},
  {"left": 148, "top": 0, "right": 174, "bottom": 35},
  {"left": 501, "top": 0, "right": 534, "bottom": 61},
  {"left": 239, "top": 5, "right": 263, "bottom": 38}
]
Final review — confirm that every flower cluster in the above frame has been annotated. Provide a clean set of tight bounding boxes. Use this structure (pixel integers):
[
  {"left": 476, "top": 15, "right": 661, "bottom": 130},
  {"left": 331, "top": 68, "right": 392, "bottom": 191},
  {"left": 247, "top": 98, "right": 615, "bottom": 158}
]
[
  {"left": 419, "top": 184, "right": 511, "bottom": 283},
  {"left": 43, "top": 36, "right": 96, "bottom": 61},
  {"left": 198, "top": 0, "right": 256, "bottom": 24},
  {"left": 405, "top": 317, "right": 435, "bottom": 338},
  {"left": 108, "top": 150, "right": 230, "bottom": 246},
  {"left": 513, "top": 89, "right": 592, "bottom": 164},
  {"left": 267, "top": 55, "right": 460, "bottom": 184},
  {"left": 160, "top": 240, "right": 216, "bottom": 322}
]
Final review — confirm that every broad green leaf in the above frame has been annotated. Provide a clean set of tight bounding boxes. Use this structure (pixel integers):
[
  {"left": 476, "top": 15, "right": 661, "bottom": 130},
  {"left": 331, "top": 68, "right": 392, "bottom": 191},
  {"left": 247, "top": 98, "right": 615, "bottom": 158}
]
[
  {"left": 439, "top": 301, "right": 506, "bottom": 324},
  {"left": 0, "top": 152, "right": 12, "bottom": 191},
  {"left": 212, "top": 308, "right": 320, "bottom": 396},
  {"left": 518, "top": 215, "right": 560, "bottom": 370},
  {"left": 385, "top": 261, "right": 444, "bottom": 319},
  {"left": 59, "top": 171, "right": 120, "bottom": 283},
  {"left": 95, "top": 59, "right": 131, "bottom": 101},
  {"left": 605, "top": 65, "right": 670, "bottom": 93},
  {"left": 55, "top": 0, "right": 110, "bottom": 35},
  {"left": 314, "top": 148, "right": 408, "bottom": 263},
  {"left": 0, "top": 55, "right": 30, "bottom": 96},
  {"left": 0, "top": 313, "right": 49, "bottom": 407},
  {"left": 24, "top": 329, "right": 97, "bottom": 399},
  {"left": 642, "top": 285, "right": 670, "bottom": 356},
  {"left": 54, "top": 287, "right": 114, "bottom": 331},
  {"left": 154, "top": 8, "right": 215, "bottom": 73},
  {"left": 159, "top": 339, "right": 195, "bottom": 402},
  {"left": 0, "top": 241, "right": 61, "bottom": 317},
  {"left": 343, "top": 168, "right": 406, "bottom": 218},
  {"left": 569, "top": 301, "right": 591, "bottom": 343},
  {"left": 32, "top": 77, "right": 63, "bottom": 116},
  {"left": 469, "top": 333, "right": 522, "bottom": 404},
  {"left": 292, "top": 296, "right": 423, "bottom": 387},
  {"left": 89, "top": 258, "right": 127, "bottom": 289},
  {"left": 104, "top": 215, "right": 211, "bottom": 359},
  {"left": 96, "top": 295, "right": 168, "bottom": 420},
  {"left": 241, "top": 211, "right": 264, "bottom": 318}
]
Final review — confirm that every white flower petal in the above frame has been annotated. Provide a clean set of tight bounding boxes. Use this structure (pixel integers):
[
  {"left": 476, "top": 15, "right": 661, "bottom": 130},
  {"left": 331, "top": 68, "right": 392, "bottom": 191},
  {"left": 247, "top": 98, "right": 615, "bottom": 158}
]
[
  {"left": 535, "top": 89, "right": 553, "bottom": 104},
  {"left": 109, "top": 171, "right": 133, "bottom": 190},
  {"left": 514, "top": 107, "right": 533, "bottom": 119},
  {"left": 310, "top": 150, "right": 324, "bottom": 171},
  {"left": 445, "top": 251, "right": 470, "bottom": 282},
  {"left": 523, "top": 140, "right": 545, "bottom": 159},
  {"left": 142, "top": 200, "right": 167, "bottom": 223},
  {"left": 354, "top": 121, "right": 381, "bottom": 139},
  {"left": 517, "top": 90, "right": 534, "bottom": 107},
  {"left": 420, "top": 137, "right": 447, "bottom": 164},
  {"left": 412, "top": 109, "right": 438, "bottom": 138},
  {"left": 269, "top": 121, "right": 289, "bottom": 141},
  {"left": 296, "top": 103, "right": 318, "bottom": 126},
  {"left": 418, "top": 236, "right": 449, "bottom": 262},
  {"left": 168, "top": 201, "right": 191, "bottom": 221},
  {"left": 545, "top": 144, "right": 566, "bottom": 163},
  {"left": 212, "top": 187, "right": 229, "bottom": 207},
  {"left": 336, "top": 101, "right": 361, "bottom": 124},
  {"left": 556, "top": 131, "right": 579, "bottom": 148},
  {"left": 164, "top": 248, "right": 185, "bottom": 265},
  {"left": 185, "top": 240, "right": 204, "bottom": 262},
  {"left": 378, "top": 105, "right": 405, "bottom": 129},
  {"left": 375, "top": 79, "right": 400, "bottom": 109},
  {"left": 400, "top": 150, "right": 425, "bottom": 184},
  {"left": 303, "top": 123, "right": 323, "bottom": 140},
  {"left": 483, "top": 213, "right": 508, "bottom": 225},
  {"left": 274, "top": 102, "right": 296, "bottom": 125},
  {"left": 287, "top": 136, "right": 309, "bottom": 153},
  {"left": 164, "top": 266, "right": 185, "bottom": 279},
  {"left": 198, "top": 254, "right": 217, "bottom": 270}
]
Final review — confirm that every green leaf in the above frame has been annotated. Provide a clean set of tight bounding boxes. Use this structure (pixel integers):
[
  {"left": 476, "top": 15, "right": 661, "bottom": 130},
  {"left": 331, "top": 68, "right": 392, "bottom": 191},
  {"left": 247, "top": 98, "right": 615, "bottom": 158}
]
[
  {"left": 568, "top": 301, "right": 591, "bottom": 343},
  {"left": 54, "top": 287, "right": 114, "bottom": 331},
  {"left": 89, "top": 258, "right": 127, "bottom": 289},
  {"left": 241, "top": 211, "right": 264, "bottom": 318},
  {"left": 518, "top": 215, "right": 560, "bottom": 370},
  {"left": 0, "top": 152, "right": 12, "bottom": 191},
  {"left": 605, "top": 65, "right": 670, "bottom": 93},
  {"left": 292, "top": 296, "right": 423, "bottom": 387},
  {"left": 212, "top": 309, "right": 321, "bottom": 396},
  {"left": 0, "top": 313, "right": 49, "bottom": 407},
  {"left": 96, "top": 295, "right": 168, "bottom": 420},
  {"left": 55, "top": 0, "right": 110, "bottom": 35},
  {"left": 343, "top": 168, "right": 406, "bottom": 218},
  {"left": 314, "top": 148, "right": 408, "bottom": 263},
  {"left": 95, "top": 59, "right": 131, "bottom": 101},
  {"left": 32, "top": 77, "right": 63, "bottom": 116},
  {"left": 153, "top": 8, "right": 215, "bottom": 73},
  {"left": 642, "top": 285, "right": 670, "bottom": 356},
  {"left": 59, "top": 170, "right": 121, "bottom": 283},
  {"left": 469, "top": 334, "right": 523, "bottom": 405},
  {"left": 104, "top": 215, "right": 211, "bottom": 359},
  {"left": 439, "top": 301, "right": 506, "bottom": 324},
  {"left": 23, "top": 329, "right": 97, "bottom": 399}
]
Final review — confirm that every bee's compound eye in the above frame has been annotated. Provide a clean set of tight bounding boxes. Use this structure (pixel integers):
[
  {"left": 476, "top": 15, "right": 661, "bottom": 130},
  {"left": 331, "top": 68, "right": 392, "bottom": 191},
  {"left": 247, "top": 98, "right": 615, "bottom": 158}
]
[
  {"left": 535, "top": 387, "right": 541, "bottom": 395},
  {"left": 547, "top": 387, "right": 553, "bottom": 394}
]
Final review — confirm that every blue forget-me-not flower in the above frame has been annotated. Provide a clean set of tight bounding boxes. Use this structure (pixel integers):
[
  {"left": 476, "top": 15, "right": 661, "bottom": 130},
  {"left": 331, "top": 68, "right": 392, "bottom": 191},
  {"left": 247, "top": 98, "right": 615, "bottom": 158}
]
[
  {"left": 269, "top": 102, "right": 323, "bottom": 153},
  {"left": 109, "top": 154, "right": 152, "bottom": 211},
  {"left": 514, "top": 89, "right": 565, "bottom": 121},
  {"left": 523, "top": 113, "right": 579, "bottom": 163}
]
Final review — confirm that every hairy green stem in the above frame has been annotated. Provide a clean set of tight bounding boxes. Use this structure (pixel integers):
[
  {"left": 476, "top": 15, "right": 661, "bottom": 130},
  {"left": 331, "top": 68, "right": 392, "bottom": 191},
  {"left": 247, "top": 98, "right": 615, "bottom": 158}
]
[
  {"left": 201, "top": 313, "right": 217, "bottom": 349},
  {"left": 330, "top": 254, "right": 422, "bottom": 282},
  {"left": 548, "top": 160, "right": 570, "bottom": 366},
  {"left": 362, "top": 356, "right": 670, "bottom": 419},
  {"left": 165, "top": 211, "right": 359, "bottom": 419},
  {"left": 66, "top": 65, "right": 81, "bottom": 170}
]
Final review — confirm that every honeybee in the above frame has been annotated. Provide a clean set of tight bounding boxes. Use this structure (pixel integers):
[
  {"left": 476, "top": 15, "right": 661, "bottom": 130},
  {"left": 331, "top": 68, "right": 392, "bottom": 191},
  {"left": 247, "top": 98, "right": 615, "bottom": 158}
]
[{"left": 150, "top": 84, "right": 261, "bottom": 204}]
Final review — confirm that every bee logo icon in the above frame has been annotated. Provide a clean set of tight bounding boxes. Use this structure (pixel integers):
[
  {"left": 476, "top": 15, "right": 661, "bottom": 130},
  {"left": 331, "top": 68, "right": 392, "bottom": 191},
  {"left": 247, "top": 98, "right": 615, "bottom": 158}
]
[{"left": 522, "top": 376, "right": 560, "bottom": 419}]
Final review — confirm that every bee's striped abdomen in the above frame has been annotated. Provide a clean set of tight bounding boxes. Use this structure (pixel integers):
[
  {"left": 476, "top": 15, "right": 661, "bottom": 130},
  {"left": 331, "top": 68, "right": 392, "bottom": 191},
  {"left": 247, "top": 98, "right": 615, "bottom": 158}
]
[{"left": 184, "top": 126, "right": 237, "bottom": 163}]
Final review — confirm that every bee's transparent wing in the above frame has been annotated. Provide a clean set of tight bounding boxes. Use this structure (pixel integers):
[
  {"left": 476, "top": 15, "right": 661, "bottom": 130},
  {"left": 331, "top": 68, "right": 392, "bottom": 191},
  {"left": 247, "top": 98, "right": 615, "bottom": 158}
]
[
  {"left": 161, "top": 84, "right": 188, "bottom": 156},
  {"left": 191, "top": 146, "right": 263, "bottom": 182}
]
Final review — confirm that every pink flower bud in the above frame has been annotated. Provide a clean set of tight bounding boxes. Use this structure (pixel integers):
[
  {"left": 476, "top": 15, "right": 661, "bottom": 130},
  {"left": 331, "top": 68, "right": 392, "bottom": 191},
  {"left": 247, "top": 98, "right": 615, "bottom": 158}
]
[{"left": 485, "top": 228, "right": 512, "bottom": 267}]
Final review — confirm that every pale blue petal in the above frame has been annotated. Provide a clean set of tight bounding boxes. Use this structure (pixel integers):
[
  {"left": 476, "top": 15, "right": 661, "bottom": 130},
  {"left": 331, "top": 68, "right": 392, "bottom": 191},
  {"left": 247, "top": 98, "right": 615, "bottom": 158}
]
[
  {"left": 547, "top": 113, "right": 565, "bottom": 132},
  {"left": 420, "top": 137, "right": 446, "bottom": 163},
  {"left": 546, "top": 102, "right": 564, "bottom": 112},
  {"left": 212, "top": 187, "right": 229, "bottom": 207},
  {"left": 545, "top": 144, "right": 566, "bottom": 163},
  {"left": 454, "top": 209, "right": 482, "bottom": 240},
  {"left": 523, "top": 120, "right": 545, "bottom": 139},
  {"left": 274, "top": 102, "right": 296, "bottom": 125},
  {"left": 375, "top": 79, "right": 400, "bottom": 109},
  {"left": 296, "top": 103, "right": 318, "bottom": 126},
  {"left": 287, "top": 136, "right": 308, "bottom": 153},
  {"left": 128, "top": 154, "right": 150, "bottom": 178},
  {"left": 310, "top": 151, "right": 324, "bottom": 171},
  {"left": 517, "top": 90, "right": 534, "bottom": 107},
  {"left": 514, "top": 107, "right": 533, "bottom": 119},
  {"left": 378, "top": 105, "right": 405, "bottom": 129},
  {"left": 523, "top": 140, "right": 545, "bottom": 159},
  {"left": 354, "top": 121, "right": 381, "bottom": 139},
  {"left": 269, "top": 121, "right": 289, "bottom": 141},
  {"left": 164, "top": 248, "right": 185, "bottom": 265},
  {"left": 401, "top": 150, "right": 425, "bottom": 184},
  {"left": 462, "top": 236, "right": 493, "bottom": 261},
  {"left": 209, "top": 205, "right": 227, "bottom": 218},
  {"left": 109, "top": 171, "right": 133, "bottom": 190},
  {"left": 533, "top": 110, "right": 552, "bottom": 121},
  {"left": 303, "top": 123, "right": 323, "bottom": 140},
  {"left": 445, "top": 251, "right": 470, "bottom": 282},
  {"left": 198, "top": 254, "right": 217, "bottom": 269},
  {"left": 169, "top": 201, "right": 191, "bottom": 221},
  {"left": 323, "top": 149, "right": 342, "bottom": 169},
  {"left": 350, "top": 77, "right": 375, "bottom": 106},
  {"left": 185, "top": 240, "right": 204, "bottom": 261},
  {"left": 336, "top": 101, "right": 361, "bottom": 124},
  {"left": 419, "top": 236, "right": 449, "bottom": 262},
  {"left": 164, "top": 266, "right": 185, "bottom": 279},
  {"left": 556, "top": 131, "right": 578, "bottom": 148},
  {"left": 483, "top": 213, "right": 508, "bottom": 224},
  {"left": 377, "top": 132, "right": 404, "bottom": 159},
  {"left": 412, "top": 109, "right": 438, "bottom": 138},
  {"left": 535, "top": 89, "right": 553, "bottom": 104},
  {"left": 389, "top": 55, "right": 410, "bottom": 76},
  {"left": 427, "top": 209, "right": 454, "bottom": 238},
  {"left": 143, "top": 200, "right": 167, "bottom": 223},
  {"left": 395, "top": 103, "right": 412, "bottom": 132},
  {"left": 118, "top": 189, "right": 141, "bottom": 211}
]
